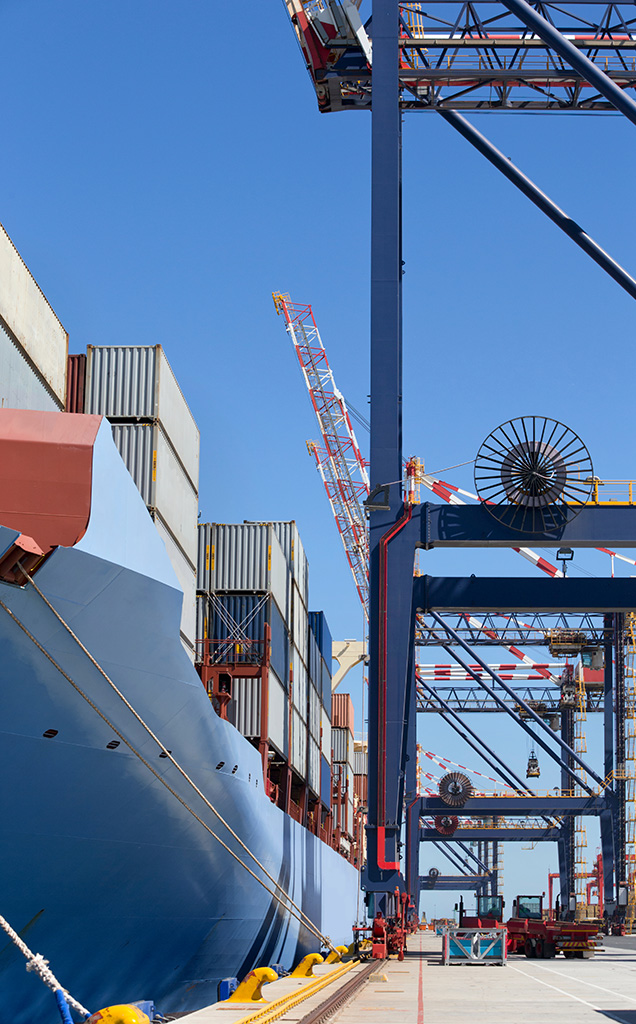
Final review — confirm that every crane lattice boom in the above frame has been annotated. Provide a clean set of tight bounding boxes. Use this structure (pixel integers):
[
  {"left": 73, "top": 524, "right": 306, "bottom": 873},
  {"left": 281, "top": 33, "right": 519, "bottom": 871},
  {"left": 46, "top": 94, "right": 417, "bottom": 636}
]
[{"left": 273, "top": 293, "right": 370, "bottom": 615}]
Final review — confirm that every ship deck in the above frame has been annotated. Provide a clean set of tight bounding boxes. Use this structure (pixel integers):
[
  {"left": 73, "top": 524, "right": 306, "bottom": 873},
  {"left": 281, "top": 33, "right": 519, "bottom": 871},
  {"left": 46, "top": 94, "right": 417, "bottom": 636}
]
[{"left": 181, "top": 933, "right": 636, "bottom": 1023}]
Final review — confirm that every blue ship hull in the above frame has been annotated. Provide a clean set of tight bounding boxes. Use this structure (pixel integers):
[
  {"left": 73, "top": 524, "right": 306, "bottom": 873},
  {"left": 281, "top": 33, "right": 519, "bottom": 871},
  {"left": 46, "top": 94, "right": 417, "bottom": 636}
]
[{"left": 0, "top": 420, "right": 359, "bottom": 1021}]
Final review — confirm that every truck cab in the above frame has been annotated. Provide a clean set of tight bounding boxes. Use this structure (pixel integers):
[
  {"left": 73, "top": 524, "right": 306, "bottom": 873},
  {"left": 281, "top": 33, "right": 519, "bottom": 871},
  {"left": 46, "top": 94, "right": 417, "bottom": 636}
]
[
  {"left": 458, "top": 894, "right": 504, "bottom": 928},
  {"left": 512, "top": 895, "right": 544, "bottom": 921}
]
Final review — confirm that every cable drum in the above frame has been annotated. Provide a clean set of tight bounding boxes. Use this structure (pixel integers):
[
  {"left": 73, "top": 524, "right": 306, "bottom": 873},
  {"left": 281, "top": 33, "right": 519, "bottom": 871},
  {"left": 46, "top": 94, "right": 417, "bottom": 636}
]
[
  {"left": 438, "top": 771, "right": 474, "bottom": 807},
  {"left": 434, "top": 814, "right": 459, "bottom": 836},
  {"left": 474, "top": 415, "right": 593, "bottom": 533}
]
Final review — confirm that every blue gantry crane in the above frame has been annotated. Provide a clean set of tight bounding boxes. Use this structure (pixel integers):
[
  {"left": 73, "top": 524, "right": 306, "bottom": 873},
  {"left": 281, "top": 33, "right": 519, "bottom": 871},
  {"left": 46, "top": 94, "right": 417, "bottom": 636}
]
[{"left": 283, "top": 0, "right": 636, "bottom": 947}]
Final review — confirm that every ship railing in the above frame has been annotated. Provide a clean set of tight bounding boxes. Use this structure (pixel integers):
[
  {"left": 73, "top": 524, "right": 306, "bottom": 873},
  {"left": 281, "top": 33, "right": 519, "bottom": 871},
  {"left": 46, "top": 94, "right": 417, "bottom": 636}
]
[{"left": 195, "top": 637, "right": 267, "bottom": 666}]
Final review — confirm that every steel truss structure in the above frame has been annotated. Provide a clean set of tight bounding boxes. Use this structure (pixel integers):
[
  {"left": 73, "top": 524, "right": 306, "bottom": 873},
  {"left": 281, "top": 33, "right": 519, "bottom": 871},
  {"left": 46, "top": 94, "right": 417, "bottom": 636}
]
[
  {"left": 286, "top": 0, "right": 636, "bottom": 112},
  {"left": 273, "top": 293, "right": 370, "bottom": 613}
]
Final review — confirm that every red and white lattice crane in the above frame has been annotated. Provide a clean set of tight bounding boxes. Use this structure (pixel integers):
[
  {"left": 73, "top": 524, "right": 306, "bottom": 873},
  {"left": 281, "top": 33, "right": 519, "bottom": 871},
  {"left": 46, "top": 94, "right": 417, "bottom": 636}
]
[{"left": 273, "top": 293, "right": 370, "bottom": 615}]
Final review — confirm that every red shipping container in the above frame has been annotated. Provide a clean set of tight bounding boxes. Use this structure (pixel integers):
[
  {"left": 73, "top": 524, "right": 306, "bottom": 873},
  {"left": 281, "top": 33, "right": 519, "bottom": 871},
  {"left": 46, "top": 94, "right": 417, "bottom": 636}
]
[
  {"left": 66, "top": 354, "right": 86, "bottom": 412},
  {"left": 354, "top": 774, "right": 368, "bottom": 804},
  {"left": 332, "top": 693, "right": 354, "bottom": 734}
]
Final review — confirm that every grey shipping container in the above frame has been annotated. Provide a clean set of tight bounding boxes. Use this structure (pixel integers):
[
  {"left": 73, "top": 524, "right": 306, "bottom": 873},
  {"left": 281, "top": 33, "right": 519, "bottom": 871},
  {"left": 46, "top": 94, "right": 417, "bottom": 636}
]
[
  {"left": 309, "top": 683, "right": 321, "bottom": 742},
  {"left": 199, "top": 524, "right": 289, "bottom": 622},
  {"left": 308, "top": 737, "right": 320, "bottom": 797},
  {"left": 354, "top": 748, "right": 368, "bottom": 776},
  {"left": 291, "top": 708, "right": 307, "bottom": 777},
  {"left": 268, "top": 669, "right": 288, "bottom": 759},
  {"left": 292, "top": 581, "right": 308, "bottom": 666},
  {"left": 292, "top": 645, "right": 308, "bottom": 717},
  {"left": 321, "top": 710, "right": 331, "bottom": 764},
  {"left": 110, "top": 422, "right": 198, "bottom": 566},
  {"left": 228, "top": 677, "right": 261, "bottom": 739},
  {"left": 85, "top": 345, "right": 199, "bottom": 490},
  {"left": 272, "top": 521, "right": 309, "bottom": 607},
  {"left": 0, "top": 222, "right": 68, "bottom": 406},
  {"left": 332, "top": 726, "right": 354, "bottom": 766},
  {"left": 152, "top": 510, "right": 196, "bottom": 657}
]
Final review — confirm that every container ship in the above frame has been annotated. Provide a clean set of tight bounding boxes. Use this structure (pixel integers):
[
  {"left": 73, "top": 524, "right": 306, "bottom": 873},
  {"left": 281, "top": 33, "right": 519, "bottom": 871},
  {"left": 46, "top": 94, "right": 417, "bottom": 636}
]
[{"left": 0, "top": 223, "right": 365, "bottom": 1021}]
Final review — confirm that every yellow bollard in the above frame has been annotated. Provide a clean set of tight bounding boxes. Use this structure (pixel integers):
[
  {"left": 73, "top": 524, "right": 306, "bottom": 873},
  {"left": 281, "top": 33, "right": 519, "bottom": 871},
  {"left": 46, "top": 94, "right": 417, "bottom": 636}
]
[
  {"left": 227, "top": 966, "right": 278, "bottom": 1002},
  {"left": 291, "top": 952, "right": 324, "bottom": 977},
  {"left": 325, "top": 945, "right": 349, "bottom": 964}
]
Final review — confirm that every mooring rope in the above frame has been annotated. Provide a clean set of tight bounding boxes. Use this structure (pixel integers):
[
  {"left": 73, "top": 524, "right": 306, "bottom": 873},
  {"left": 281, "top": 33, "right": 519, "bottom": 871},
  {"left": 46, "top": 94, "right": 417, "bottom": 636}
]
[
  {"left": 0, "top": 912, "right": 91, "bottom": 1018},
  {"left": 3, "top": 574, "right": 335, "bottom": 952}
]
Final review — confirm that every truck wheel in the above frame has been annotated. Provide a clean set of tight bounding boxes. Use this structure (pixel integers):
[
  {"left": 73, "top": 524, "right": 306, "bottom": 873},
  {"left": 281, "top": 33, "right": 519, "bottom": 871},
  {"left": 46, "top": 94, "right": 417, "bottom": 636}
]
[
  {"left": 543, "top": 943, "right": 556, "bottom": 959},
  {"left": 535, "top": 938, "right": 545, "bottom": 959},
  {"left": 524, "top": 938, "right": 536, "bottom": 958},
  {"left": 563, "top": 950, "right": 575, "bottom": 959}
]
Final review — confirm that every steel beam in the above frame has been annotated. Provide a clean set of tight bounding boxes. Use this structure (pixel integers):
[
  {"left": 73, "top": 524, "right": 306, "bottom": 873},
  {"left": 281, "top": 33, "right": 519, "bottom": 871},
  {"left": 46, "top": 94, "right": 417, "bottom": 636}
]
[
  {"left": 416, "top": 575, "right": 636, "bottom": 614},
  {"left": 421, "top": 503, "right": 636, "bottom": 548},
  {"left": 440, "top": 110, "right": 636, "bottom": 303},
  {"left": 420, "top": 875, "right": 487, "bottom": 890},
  {"left": 422, "top": 828, "right": 562, "bottom": 841},
  {"left": 421, "top": 796, "right": 608, "bottom": 814}
]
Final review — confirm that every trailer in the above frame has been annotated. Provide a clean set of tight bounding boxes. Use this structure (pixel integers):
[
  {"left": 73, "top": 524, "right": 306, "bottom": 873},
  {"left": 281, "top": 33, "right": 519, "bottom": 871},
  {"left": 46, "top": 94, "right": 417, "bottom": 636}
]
[
  {"left": 459, "top": 893, "right": 601, "bottom": 959},
  {"left": 506, "top": 895, "right": 601, "bottom": 959}
]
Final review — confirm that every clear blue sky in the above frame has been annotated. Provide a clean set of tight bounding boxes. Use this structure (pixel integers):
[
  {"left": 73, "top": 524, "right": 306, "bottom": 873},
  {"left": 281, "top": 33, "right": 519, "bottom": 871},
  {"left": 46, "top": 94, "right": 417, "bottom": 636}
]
[{"left": 2, "top": 0, "right": 634, "bottom": 915}]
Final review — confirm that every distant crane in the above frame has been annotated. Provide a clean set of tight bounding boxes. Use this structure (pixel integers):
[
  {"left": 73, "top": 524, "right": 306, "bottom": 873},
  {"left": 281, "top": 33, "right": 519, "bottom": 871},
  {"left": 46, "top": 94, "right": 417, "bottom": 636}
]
[{"left": 273, "top": 292, "right": 370, "bottom": 615}]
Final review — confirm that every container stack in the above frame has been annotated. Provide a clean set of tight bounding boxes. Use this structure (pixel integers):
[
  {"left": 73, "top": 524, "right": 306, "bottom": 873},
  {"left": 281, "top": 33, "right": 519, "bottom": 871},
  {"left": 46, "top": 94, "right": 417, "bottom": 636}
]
[
  {"left": 83, "top": 345, "right": 200, "bottom": 659},
  {"left": 331, "top": 692, "right": 355, "bottom": 839},
  {"left": 196, "top": 522, "right": 291, "bottom": 760},
  {"left": 309, "top": 611, "right": 333, "bottom": 812},
  {"left": 272, "top": 522, "right": 309, "bottom": 789}
]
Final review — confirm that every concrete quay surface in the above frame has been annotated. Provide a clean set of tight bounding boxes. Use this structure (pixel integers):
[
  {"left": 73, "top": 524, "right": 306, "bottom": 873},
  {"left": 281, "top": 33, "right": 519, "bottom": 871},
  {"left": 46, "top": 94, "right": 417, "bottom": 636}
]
[{"left": 180, "top": 932, "right": 636, "bottom": 1024}]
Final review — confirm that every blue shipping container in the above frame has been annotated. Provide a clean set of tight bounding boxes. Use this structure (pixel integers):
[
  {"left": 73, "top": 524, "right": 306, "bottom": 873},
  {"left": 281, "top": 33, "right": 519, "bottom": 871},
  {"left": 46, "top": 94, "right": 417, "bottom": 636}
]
[
  {"left": 206, "top": 594, "right": 288, "bottom": 687},
  {"left": 308, "top": 629, "right": 321, "bottom": 691},
  {"left": 320, "top": 754, "right": 331, "bottom": 809},
  {"left": 321, "top": 656, "right": 332, "bottom": 718},
  {"left": 309, "top": 610, "right": 333, "bottom": 667}
]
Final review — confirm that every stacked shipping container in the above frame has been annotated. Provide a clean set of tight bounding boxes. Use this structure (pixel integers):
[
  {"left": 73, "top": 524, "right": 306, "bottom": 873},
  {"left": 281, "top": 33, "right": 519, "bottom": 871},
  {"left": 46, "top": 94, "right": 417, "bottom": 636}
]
[
  {"left": 83, "top": 346, "right": 200, "bottom": 659},
  {"left": 195, "top": 521, "right": 335, "bottom": 822},
  {"left": 331, "top": 693, "right": 355, "bottom": 838}
]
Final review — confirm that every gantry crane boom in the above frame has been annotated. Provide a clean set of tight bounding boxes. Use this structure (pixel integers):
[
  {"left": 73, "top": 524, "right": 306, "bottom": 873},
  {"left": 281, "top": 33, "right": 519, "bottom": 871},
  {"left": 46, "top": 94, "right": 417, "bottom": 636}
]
[{"left": 273, "top": 293, "right": 370, "bottom": 615}]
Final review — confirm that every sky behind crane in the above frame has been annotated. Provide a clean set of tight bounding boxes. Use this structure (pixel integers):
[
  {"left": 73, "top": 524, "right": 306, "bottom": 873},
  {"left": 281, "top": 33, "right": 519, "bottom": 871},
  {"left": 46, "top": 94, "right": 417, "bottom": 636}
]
[{"left": 1, "top": 0, "right": 633, "bottom": 913}]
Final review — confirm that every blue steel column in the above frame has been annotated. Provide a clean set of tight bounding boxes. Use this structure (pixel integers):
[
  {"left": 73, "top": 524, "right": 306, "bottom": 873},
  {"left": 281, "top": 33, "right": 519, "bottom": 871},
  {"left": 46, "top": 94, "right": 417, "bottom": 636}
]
[
  {"left": 600, "top": 615, "right": 617, "bottom": 912},
  {"left": 366, "top": 0, "right": 410, "bottom": 894}
]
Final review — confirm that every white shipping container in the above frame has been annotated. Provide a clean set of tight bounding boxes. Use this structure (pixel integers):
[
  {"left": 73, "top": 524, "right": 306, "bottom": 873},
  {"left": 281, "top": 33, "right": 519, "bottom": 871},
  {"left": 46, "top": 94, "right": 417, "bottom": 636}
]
[
  {"left": 268, "top": 668, "right": 288, "bottom": 759},
  {"left": 309, "top": 683, "right": 320, "bottom": 741},
  {"left": 86, "top": 345, "right": 199, "bottom": 489},
  {"left": 292, "top": 645, "right": 308, "bottom": 716},
  {"left": 321, "top": 709, "right": 331, "bottom": 763},
  {"left": 0, "top": 223, "right": 68, "bottom": 406},
  {"left": 332, "top": 726, "right": 354, "bottom": 765},
  {"left": 308, "top": 737, "right": 320, "bottom": 797},
  {"left": 152, "top": 511, "right": 196, "bottom": 657},
  {"left": 207, "top": 524, "right": 289, "bottom": 620},
  {"left": 292, "top": 581, "right": 308, "bottom": 665},
  {"left": 0, "top": 320, "right": 61, "bottom": 411},
  {"left": 291, "top": 708, "right": 307, "bottom": 777},
  {"left": 111, "top": 422, "right": 198, "bottom": 566},
  {"left": 230, "top": 677, "right": 261, "bottom": 739},
  {"left": 353, "top": 747, "right": 368, "bottom": 775}
]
